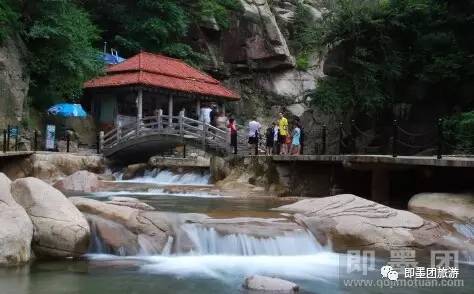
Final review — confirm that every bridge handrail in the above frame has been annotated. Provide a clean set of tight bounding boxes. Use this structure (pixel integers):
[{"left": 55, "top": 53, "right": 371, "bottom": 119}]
[{"left": 102, "top": 114, "right": 245, "bottom": 153}]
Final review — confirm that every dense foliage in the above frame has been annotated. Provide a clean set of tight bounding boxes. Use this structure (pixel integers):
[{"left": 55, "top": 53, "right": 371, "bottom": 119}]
[
  {"left": 444, "top": 111, "right": 474, "bottom": 151},
  {"left": 306, "top": 0, "right": 474, "bottom": 116},
  {"left": 0, "top": 0, "right": 19, "bottom": 41},
  {"left": 24, "top": 0, "right": 103, "bottom": 108},
  {"left": 81, "top": 0, "right": 239, "bottom": 62},
  {"left": 0, "top": 0, "right": 238, "bottom": 109}
]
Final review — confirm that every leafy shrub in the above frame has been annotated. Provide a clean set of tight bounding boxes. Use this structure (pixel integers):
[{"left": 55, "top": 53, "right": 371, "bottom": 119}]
[
  {"left": 443, "top": 111, "right": 474, "bottom": 151},
  {"left": 0, "top": 0, "right": 19, "bottom": 42},
  {"left": 296, "top": 53, "right": 310, "bottom": 70}
]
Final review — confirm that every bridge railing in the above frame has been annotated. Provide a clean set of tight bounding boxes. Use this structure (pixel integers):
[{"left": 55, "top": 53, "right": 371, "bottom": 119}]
[{"left": 102, "top": 114, "right": 252, "bottom": 154}]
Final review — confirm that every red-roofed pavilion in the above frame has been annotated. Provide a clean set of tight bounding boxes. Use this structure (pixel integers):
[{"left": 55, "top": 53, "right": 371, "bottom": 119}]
[{"left": 83, "top": 52, "right": 239, "bottom": 129}]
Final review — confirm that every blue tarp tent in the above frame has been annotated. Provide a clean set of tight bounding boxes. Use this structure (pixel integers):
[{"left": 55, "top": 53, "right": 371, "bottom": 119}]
[
  {"left": 102, "top": 52, "right": 125, "bottom": 65},
  {"left": 48, "top": 103, "right": 87, "bottom": 117}
]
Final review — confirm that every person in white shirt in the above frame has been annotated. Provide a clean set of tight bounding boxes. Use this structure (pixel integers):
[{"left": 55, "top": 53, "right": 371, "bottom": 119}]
[
  {"left": 200, "top": 105, "right": 212, "bottom": 124},
  {"left": 248, "top": 118, "right": 261, "bottom": 154}
]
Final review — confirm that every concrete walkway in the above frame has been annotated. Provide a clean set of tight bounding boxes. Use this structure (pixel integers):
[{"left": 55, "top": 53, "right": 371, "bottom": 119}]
[{"left": 271, "top": 154, "right": 474, "bottom": 168}]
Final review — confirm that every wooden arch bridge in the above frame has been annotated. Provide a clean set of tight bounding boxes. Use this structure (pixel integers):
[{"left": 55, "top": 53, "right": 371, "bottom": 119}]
[{"left": 101, "top": 113, "right": 249, "bottom": 162}]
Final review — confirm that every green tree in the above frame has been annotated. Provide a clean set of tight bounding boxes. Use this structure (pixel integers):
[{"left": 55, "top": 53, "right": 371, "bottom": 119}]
[
  {"left": 0, "top": 0, "right": 20, "bottom": 42},
  {"left": 307, "top": 0, "right": 474, "bottom": 115},
  {"left": 24, "top": 0, "right": 103, "bottom": 108}
]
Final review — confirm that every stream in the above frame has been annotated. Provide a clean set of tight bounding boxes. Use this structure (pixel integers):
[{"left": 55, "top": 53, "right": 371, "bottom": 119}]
[{"left": 0, "top": 168, "right": 473, "bottom": 294}]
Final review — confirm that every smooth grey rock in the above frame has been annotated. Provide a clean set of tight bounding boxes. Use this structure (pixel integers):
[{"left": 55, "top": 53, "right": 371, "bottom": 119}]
[
  {"left": 243, "top": 275, "right": 299, "bottom": 292},
  {"left": 53, "top": 170, "right": 102, "bottom": 193},
  {"left": 409, "top": 193, "right": 474, "bottom": 223},
  {"left": 0, "top": 173, "right": 33, "bottom": 265},
  {"left": 11, "top": 177, "right": 90, "bottom": 258}
]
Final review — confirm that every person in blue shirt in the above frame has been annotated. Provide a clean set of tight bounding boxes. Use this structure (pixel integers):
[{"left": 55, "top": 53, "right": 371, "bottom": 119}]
[{"left": 290, "top": 124, "right": 301, "bottom": 155}]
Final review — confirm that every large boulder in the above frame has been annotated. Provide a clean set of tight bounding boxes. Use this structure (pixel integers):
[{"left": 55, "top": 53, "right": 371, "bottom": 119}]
[
  {"left": 0, "top": 173, "right": 33, "bottom": 266},
  {"left": 275, "top": 194, "right": 457, "bottom": 253},
  {"left": 243, "top": 275, "right": 299, "bottom": 293},
  {"left": 87, "top": 214, "right": 140, "bottom": 255},
  {"left": 53, "top": 170, "right": 102, "bottom": 193},
  {"left": 11, "top": 178, "right": 90, "bottom": 257},
  {"left": 70, "top": 197, "right": 170, "bottom": 255},
  {"left": 222, "top": 0, "right": 294, "bottom": 69},
  {"left": 408, "top": 193, "right": 474, "bottom": 223},
  {"left": 256, "top": 69, "right": 316, "bottom": 99},
  {"left": 32, "top": 153, "right": 104, "bottom": 183},
  {"left": 0, "top": 153, "right": 105, "bottom": 183}
]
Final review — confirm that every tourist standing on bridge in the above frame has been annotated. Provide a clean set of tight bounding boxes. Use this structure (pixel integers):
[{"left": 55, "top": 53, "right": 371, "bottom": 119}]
[
  {"left": 273, "top": 121, "right": 279, "bottom": 154},
  {"left": 290, "top": 124, "right": 301, "bottom": 155},
  {"left": 295, "top": 118, "right": 304, "bottom": 154},
  {"left": 278, "top": 112, "right": 289, "bottom": 154},
  {"left": 210, "top": 105, "right": 217, "bottom": 127},
  {"left": 227, "top": 118, "right": 238, "bottom": 154},
  {"left": 200, "top": 105, "right": 212, "bottom": 124},
  {"left": 248, "top": 118, "right": 261, "bottom": 155},
  {"left": 265, "top": 122, "right": 276, "bottom": 155}
]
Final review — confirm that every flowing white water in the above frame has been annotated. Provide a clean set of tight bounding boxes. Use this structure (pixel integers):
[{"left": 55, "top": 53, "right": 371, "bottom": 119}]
[
  {"left": 181, "top": 224, "right": 323, "bottom": 256},
  {"left": 453, "top": 222, "right": 474, "bottom": 239},
  {"left": 89, "top": 216, "right": 109, "bottom": 254},
  {"left": 89, "top": 189, "right": 224, "bottom": 198},
  {"left": 85, "top": 253, "right": 342, "bottom": 281},
  {"left": 114, "top": 168, "right": 211, "bottom": 185}
]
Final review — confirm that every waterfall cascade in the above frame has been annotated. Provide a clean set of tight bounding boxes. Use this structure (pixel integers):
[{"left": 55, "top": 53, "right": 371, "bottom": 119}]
[
  {"left": 181, "top": 224, "right": 323, "bottom": 256},
  {"left": 453, "top": 222, "right": 474, "bottom": 239},
  {"left": 114, "top": 168, "right": 211, "bottom": 185}
]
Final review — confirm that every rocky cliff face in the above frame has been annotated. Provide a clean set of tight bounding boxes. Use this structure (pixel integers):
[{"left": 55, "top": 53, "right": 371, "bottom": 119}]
[
  {"left": 0, "top": 36, "right": 29, "bottom": 129},
  {"left": 191, "top": 0, "right": 324, "bottom": 124}
]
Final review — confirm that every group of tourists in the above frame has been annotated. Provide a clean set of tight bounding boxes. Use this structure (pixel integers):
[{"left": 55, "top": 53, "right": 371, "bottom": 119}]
[
  {"left": 200, "top": 104, "right": 303, "bottom": 155},
  {"left": 201, "top": 104, "right": 239, "bottom": 154},
  {"left": 264, "top": 112, "right": 303, "bottom": 155}
]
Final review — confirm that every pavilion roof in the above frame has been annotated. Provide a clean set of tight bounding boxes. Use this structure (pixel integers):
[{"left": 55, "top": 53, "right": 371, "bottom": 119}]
[{"left": 84, "top": 52, "right": 240, "bottom": 100}]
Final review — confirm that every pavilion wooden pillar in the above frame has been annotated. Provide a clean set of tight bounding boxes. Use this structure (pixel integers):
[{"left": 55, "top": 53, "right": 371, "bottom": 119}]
[
  {"left": 196, "top": 98, "right": 201, "bottom": 120},
  {"left": 168, "top": 94, "right": 173, "bottom": 127},
  {"left": 136, "top": 88, "right": 143, "bottom": 121}
]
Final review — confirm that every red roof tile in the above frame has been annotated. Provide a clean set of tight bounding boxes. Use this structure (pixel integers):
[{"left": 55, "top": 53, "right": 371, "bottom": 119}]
[{"left": 84, "top": 52, "right": 239, "bottom": 100}]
